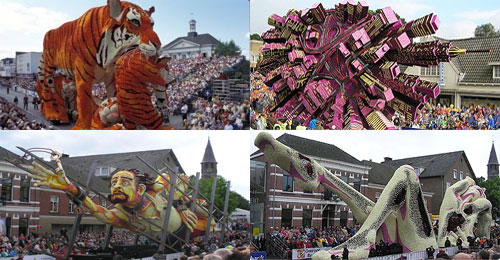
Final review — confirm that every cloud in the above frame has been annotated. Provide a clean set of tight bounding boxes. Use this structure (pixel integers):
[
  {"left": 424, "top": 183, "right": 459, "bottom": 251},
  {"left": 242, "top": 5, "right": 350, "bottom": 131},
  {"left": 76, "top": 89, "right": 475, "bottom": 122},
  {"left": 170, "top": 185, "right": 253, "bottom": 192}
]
[
  {"left": 435, "top": 20, "right": 477, "bottom": 39},
  {"left": 454, "top": 10, "right": 500, "bottom": 22},
  {"left": 0, "top": 1, "right": 69, "bottom": 58}
]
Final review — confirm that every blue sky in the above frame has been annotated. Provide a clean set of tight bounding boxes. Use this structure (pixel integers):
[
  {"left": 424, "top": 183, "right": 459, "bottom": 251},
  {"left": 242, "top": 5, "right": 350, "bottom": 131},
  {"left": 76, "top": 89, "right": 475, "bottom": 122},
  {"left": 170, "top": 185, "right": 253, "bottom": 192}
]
[
  {"left": 0, "top": 0, "right": 249, "bottom": 59},
  {"left": 251, "top": 0, "right": 500, "bottom": 40}
]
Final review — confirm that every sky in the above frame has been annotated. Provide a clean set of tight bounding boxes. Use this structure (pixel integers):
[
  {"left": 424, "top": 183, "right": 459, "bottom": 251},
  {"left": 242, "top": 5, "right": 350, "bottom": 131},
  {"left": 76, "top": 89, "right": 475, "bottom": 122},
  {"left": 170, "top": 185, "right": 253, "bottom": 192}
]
[
  {"left": 250, "top": 130, "right": 500, "bottom": 180},
  {"left": 0, "top": 0, "right": 250, "bottom": 60},
  {"left": 250, "top": 0, "right": 500, "bottom": 40},
  {"left": 0, "top": 131, "right": 250, "bottom": 200}
]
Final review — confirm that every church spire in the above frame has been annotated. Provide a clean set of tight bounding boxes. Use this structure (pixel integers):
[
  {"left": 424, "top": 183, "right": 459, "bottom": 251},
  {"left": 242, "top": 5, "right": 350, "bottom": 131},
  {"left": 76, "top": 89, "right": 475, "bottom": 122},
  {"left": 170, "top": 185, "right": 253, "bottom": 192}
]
[
  {"left": 487, "top": 141, "right": 499, "bottom": 179},
  {"left": 201, "top": 137, "right": 217, "bottom": 178}
]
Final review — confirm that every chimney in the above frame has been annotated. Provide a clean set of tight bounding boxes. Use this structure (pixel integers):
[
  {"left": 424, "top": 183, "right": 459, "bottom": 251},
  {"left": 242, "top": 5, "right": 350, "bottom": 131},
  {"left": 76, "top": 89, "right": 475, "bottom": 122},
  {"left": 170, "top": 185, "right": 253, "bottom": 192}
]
[{"left": 384, "top": 157, "right": 392, "bottom": 162}]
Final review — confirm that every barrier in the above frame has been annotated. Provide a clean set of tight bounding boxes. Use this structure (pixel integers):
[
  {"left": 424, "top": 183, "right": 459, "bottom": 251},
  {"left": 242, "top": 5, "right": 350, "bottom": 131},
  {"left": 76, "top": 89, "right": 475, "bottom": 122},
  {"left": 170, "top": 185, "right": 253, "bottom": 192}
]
[
  {"left": 292, "top": 247, "right": 331, "bottom": 260},
  {"left": 291, "top": 247, "right": 459, "bottom": 260},
  {"left": 362, "top": 247, "right": 459, "bottom": 260},
  {"left": 1, "top": 255, "right": 55, "bottom": 260},
  {"left": 250, "top": 251, "right": 266, "bottom": 260}
]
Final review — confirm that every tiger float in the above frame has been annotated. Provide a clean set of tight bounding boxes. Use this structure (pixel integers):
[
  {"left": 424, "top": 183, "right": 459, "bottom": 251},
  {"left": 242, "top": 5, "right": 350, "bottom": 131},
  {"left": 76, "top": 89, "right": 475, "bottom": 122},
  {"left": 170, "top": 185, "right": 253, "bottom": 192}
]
[
  {"left": 91, "top": 48, "right": 174, "bottom": 130},
  {"left": 37, "top": 0, "right": 161, "bottom": 129}
]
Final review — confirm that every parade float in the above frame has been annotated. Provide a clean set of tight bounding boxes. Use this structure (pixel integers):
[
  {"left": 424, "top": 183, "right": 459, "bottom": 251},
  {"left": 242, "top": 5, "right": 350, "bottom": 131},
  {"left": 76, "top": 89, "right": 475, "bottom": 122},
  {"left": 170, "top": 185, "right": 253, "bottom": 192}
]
[
  {"left": 5, "top": 147, "right": 220, "bottom": 260},
  {"left": 254, "top": 1, "right": 489, "bottom": 129},
  {"left": 254, "top": 132, "right": 492, "bottom": 259},
  {"left": 36, "top": 0, "right": 172, "bottom": 129}
]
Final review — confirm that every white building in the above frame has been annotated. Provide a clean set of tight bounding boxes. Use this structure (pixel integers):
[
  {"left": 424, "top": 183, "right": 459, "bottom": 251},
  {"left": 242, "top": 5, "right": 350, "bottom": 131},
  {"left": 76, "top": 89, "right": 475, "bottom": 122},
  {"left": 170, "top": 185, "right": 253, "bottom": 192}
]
[
  {"left": 161, "top": 20, "right": 220, "bottom": 59},
  {"left": 0, "top": 58, "right": 15, "bottom": 78},
  {"left": 16, "top": 52, "right": 41, "bottom": 79}
]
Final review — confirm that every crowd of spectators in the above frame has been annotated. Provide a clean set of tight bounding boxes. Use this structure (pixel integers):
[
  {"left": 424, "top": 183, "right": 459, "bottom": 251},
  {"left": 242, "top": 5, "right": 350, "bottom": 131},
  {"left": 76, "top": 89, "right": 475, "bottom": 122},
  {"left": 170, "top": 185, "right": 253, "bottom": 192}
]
[
  {"left": 0, "top": 96, "right": 51, "bottom": 130},
  {"left": 166, "top": 55, "right": 249, "bottom": 130},
  {"left": 256, "top": 225, "right": 500, "bottom": 259},
  {"left": 0, "top": 221, "right": 249, "bottom": 259}
]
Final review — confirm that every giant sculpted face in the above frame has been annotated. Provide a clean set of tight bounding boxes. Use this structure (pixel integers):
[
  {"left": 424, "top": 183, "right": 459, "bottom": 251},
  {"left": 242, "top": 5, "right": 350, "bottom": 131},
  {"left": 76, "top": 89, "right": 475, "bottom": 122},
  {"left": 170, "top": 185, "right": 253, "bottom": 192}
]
[
  {"left": 254, "top": 132, "right": 491, "bottom": 260},
  {"left": 109, "top": 170, "right": 145, "bottom": 204}
]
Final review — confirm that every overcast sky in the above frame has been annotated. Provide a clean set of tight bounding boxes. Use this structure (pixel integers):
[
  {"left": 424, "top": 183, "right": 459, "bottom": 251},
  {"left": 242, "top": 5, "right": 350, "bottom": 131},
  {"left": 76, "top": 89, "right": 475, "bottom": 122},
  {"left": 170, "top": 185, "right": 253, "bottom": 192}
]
[
  {"left": 0, "top": 131, "right": 250, "bottom": 200},
  {"left": 250, "top": 0, "right": 500, "bottom": 40},
  {"left": 0, "top": 0, "right": 249, "bottom": 60},
  {"left": 250, "top": 131, "right": 500, "bottom": 179}
]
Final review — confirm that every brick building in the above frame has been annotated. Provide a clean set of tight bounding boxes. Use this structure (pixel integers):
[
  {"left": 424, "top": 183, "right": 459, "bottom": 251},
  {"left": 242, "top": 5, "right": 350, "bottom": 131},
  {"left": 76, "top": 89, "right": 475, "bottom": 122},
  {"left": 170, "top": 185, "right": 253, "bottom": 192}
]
[
  {"left": 250, "top": 134, "right": 371, "bottom": 235},
  {"left": 250, "top": 134, "right": 470, "bottom": 236},
  {"left": 0, "top": 147, "right": 184, "bottom": 237}
]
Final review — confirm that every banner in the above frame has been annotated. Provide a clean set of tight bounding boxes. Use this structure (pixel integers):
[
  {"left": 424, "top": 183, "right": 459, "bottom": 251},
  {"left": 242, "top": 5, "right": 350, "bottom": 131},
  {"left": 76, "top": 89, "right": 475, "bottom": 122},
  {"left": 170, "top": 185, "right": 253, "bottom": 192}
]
[
  {"left": 292, "top": 247, "right": 331, "bottom": 260},
  {"left": 0, "top": 218, "right": 6, "bottom": 235},
  {"left": 250, "top": 251, "right": 266, "bottom": 260}
]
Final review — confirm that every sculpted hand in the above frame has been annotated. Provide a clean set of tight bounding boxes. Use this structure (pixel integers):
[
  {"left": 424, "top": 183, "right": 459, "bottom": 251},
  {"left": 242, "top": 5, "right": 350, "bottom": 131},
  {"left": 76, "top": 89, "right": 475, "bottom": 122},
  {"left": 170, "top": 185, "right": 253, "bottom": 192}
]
[
  {"left": 28, "top": 161, "right": 72, "bottom": 191},
  {"left": 179, "top": 209, "right": 198, "bottom": 232}
]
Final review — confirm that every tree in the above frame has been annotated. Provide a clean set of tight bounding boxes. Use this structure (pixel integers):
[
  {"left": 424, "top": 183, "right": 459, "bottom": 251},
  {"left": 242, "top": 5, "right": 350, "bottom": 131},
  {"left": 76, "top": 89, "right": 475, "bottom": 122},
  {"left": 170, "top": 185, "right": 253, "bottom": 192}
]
[
  {"left": 214, "top": 40, "right": 241, "bottom": 57},
  {"left": 476, "top": 177, "right": 500, "bottom": 221},
  {"left": 194, "top": 175, "right": 249, "bottom": 219},
  {"left": 250, "top": 33, "right": 263, "bottom": 41},
  {"left": 474, "top": 23, "right": 500, "bottom": 38},
  {"left": 368, "top": 9, "right": 406, "bottom": 24}
]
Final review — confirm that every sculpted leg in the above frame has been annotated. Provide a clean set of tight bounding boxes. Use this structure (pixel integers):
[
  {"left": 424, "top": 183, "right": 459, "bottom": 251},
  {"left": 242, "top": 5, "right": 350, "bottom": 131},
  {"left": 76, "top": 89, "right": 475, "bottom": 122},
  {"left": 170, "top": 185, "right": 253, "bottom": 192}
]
[{"left": 73, "top": 72, "right": 96, "bottom": 129}]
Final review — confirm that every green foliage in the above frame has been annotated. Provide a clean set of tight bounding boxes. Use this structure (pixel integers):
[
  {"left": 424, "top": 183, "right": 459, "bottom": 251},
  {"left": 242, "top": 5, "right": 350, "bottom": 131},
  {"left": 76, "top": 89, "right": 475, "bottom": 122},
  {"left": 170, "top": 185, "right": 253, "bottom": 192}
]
[
  {"left": 195, "top": 175, "right": 249, "bottom": 219},
  {"left": 477, "top": 177, "right": 500, "bottom": 221},
  {"left": 214, "top": 40, "right": 242, "bottom": 57},
  {"left": 368, "top": 9, "right": 406, "bottom": 24},
  {"left": 250, "top": 33, "right": 263, "bottom": 41},
  {"left": 474, "top": 23, "right": 500, "bottom": 38}
]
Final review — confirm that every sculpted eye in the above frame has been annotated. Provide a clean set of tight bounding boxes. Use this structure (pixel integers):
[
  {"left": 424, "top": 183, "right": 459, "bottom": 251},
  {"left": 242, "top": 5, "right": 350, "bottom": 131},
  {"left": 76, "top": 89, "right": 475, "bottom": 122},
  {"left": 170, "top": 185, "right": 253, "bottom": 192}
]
[
  {"left": 123, "top": 181, "right": 129, "bottom": 185},
  {"left": 130, "top": 19, "right": 140, "bottom": 27}
]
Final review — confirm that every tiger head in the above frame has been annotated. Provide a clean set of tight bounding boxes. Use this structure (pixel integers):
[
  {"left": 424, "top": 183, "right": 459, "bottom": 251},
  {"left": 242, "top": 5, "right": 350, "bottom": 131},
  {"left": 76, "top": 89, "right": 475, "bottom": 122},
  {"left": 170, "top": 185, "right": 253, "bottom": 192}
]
[{"left": 98, "top": 0, "right": 162, "bottom": 66}]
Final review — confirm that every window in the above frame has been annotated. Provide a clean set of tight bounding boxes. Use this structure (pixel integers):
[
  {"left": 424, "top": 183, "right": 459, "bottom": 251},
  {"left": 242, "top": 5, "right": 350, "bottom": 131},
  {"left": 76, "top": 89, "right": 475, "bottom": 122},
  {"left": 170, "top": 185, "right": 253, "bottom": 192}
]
[
  {"left": 453, "top": 169, "right": 457, "bottom": 179},
  {"left": 281, "top": 209, "right": 292, "bottom": 228},
  {"left": 353, "top": 178, "right": 361, "bottom": 191},
  {"left": 69, "top": 200, "right": 75, "bottom": 214},
  {"left": 302, "top": 210, "right": 312, "bottom": 228},
  {"left": 446, "top": 182, "right": 451, "bottom": 189},
  {"left": 20, "top": 179, "right": 30, "bottom": 202},
  {"left": 460, "top": 171, "right": 463, "bottom": 180},
  {"left": 340, "top": 211, "right": 348, "bottom": 227},
  {"left": 340, "top": 176, "right": 348, "bottom": 183},
  {"left": 95, "top": 167, "right": 110, "bottom": 177},
  {"left": 494, "top": 66, "right": 500, "bottom": 79},
  {"left": 421, "top": 65, "right": 439, "bottom": 76},
  {"left": 18, "top": 218, "right": 28, "bottom": 236},
  {"left": 1, "top": 178, "right": 12, "bottom": 202},
  {"left": 375, "top": 192, "right": 381, "bottom": 202},
  {"left": 50, "top": 196, "right": 59, "bottom": 213},
  {"left": 282, "top": 172, "right": 293, "bottom": 192}
]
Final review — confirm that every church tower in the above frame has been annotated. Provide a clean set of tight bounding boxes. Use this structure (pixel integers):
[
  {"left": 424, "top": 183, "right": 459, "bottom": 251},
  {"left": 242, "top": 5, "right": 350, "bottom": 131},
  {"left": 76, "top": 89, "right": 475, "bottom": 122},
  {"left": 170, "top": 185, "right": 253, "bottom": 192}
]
[
  {"left": 201, "top": 138, "right": 217, "bottom": 178},
  {"left": 487, "top": 141, "right": 499, "bottom": 179}
]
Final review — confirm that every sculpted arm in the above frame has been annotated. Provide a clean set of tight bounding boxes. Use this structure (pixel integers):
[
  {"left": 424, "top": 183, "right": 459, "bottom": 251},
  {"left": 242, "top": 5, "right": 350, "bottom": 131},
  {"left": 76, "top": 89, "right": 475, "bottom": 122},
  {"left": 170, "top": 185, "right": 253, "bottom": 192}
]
[{"left": 28, "top": 161, "right": 130, "bottom": 228}]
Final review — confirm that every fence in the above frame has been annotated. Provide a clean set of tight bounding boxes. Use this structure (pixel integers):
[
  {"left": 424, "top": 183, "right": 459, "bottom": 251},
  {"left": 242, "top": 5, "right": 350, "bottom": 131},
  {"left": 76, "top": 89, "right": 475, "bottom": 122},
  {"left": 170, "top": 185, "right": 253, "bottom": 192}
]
[{"left": 290, "top": 247, "right": 459, "bottom": 260}]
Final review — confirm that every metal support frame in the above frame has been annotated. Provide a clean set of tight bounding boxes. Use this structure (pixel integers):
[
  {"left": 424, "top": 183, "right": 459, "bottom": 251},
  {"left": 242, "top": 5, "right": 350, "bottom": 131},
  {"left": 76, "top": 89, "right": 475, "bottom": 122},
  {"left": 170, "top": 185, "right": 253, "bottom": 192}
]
[
  {"left": 221, "top": 181, "right": 231, "bottom": 243},
  {"left": 185, "top": 172, "right": 201, "bottom": 242},
  {"left": 104, "top": 225, "right": 114, "bottom": 249},
  {"left": 64, "top": 162, "right": 97, "bottom": 260},
  {"left": 205, "top": 175, "right": 218, "bottom": 244},
  {"left": 7, "top": 147, "right": 234, "bottom": 259},
  {"left": 158, "top": 167, "right": 179, "bottom": 254}
]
